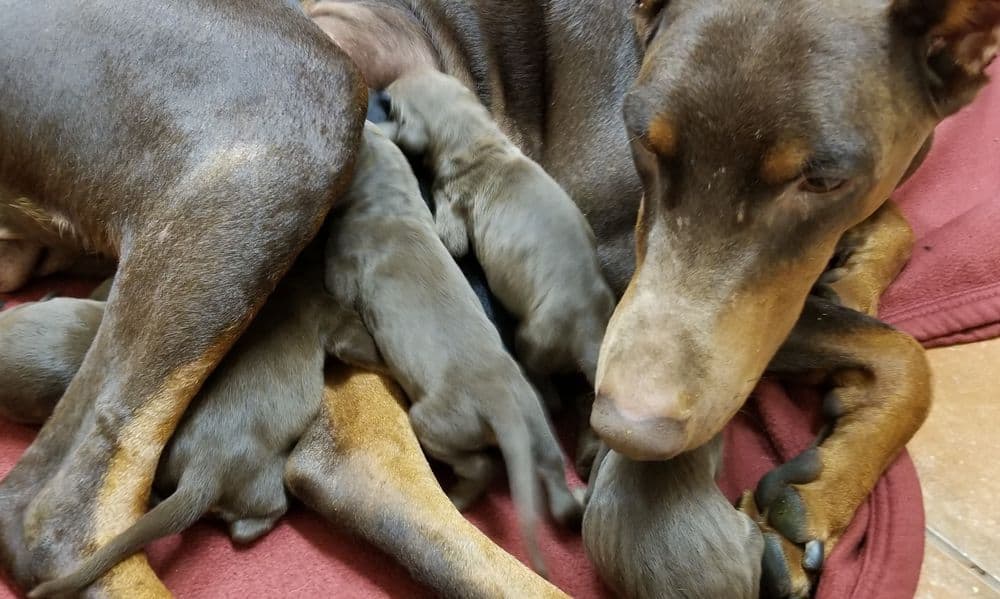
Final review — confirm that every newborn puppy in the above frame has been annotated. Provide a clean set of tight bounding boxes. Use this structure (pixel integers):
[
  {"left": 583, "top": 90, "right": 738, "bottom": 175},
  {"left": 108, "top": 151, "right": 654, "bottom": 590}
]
[
  {"left": 383, "top": 70, "right": 615, "bottom": 388},
  {"left": 324, "top": 123, "right": 581, "bottom": 575},
  {"left": 26, "top": 253, "right": 376, "bottom": 598},
  {"left": 0, "top": 297, "right": 104, "bottom": 425},
  {"left": 583, "top": 438, "right": 764, "bottom": 599}
]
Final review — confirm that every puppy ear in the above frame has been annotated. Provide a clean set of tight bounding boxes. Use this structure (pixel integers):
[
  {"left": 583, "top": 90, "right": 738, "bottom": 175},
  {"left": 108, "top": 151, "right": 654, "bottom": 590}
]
[{"left": 892, "top": 0, "right": 1000, "bottom": 115}]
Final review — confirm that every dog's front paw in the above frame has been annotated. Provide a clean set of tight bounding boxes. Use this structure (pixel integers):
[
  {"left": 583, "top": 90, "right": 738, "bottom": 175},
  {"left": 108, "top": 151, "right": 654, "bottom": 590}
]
[
  {"left": 816, "top": 267, "right": 880, "bottom": 317},
  {"left": 738, "top": 491, "right": 817, "bottom": 599}
]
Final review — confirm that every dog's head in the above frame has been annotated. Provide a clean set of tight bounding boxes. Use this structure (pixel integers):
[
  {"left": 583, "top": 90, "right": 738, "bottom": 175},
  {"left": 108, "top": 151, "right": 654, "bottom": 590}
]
[{"left": 594, "top": 0, "right": 999, "bottom": 460}]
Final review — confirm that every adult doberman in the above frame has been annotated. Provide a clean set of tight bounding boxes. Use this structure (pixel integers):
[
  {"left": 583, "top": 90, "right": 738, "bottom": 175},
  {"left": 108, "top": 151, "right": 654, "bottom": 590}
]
[
  {"left": 0, "top": 0, "right": 366, "bottom": 594},
  {"left": 310, "top": 0, "right": 996, "bottom": 591},
  {"left": 3, "top": 0, "right": 998, "bottom": 597}
]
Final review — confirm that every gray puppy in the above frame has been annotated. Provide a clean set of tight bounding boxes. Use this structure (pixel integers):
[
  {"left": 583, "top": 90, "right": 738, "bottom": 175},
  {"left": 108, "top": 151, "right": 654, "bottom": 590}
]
[
  {"left": 0, "top": 297, "right": 104, "bottom": 425},
  {"left": 23, "top": 254, "right": 377, "bottom": 598},
  {"left": 383, "top": 70, "right": 615, "bottom": 389},
  {"left": 324, "top": 123, "right": 581, "bottom": 576},
  {"left": 583, "top": 438, "right": 764, "bottom": 599}
]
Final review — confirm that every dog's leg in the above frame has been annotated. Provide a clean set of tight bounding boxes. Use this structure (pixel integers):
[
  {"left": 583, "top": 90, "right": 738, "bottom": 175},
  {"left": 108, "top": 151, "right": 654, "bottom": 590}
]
[
  {"left": 747, "top": 297, "right": 931, "bottom": 598},
  {"left": 4, "top": 168, "right": 358, "bottom": 593},
  {"left": 407, "top": 401, "right": 495, "bottom": 511},
  {"left": 818, "top": 201, "right": 914, "bottom": 316},
  {"left": 285, "top": 365, "right": 568, "bottom": 599},
  {"left": 433, "top": 191, "right": 470, "bottom": 258}
]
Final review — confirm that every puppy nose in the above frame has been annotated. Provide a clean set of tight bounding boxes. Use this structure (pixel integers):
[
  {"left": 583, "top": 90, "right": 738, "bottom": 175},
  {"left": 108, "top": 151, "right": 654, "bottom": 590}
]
[{"left": 590, "top": 393, "right": 689, "bottom": 461}]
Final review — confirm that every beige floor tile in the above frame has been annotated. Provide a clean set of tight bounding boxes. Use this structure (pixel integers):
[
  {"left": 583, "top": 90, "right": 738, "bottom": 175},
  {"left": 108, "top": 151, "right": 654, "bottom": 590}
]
[
  {"left": 909, "top": 337, "right": 1000, "bottom": 586},
  {"left": 917, "top": 537, "right": 1000, "bottom": 599}
]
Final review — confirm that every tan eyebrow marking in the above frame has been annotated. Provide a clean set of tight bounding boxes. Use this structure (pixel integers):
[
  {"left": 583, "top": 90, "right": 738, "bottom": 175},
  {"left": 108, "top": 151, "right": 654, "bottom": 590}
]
[
  {"left": 647, "top": 113, "right": 678, "bottom": 157},
  {"left": 761, "top": 139, "right": 810, "bottom": 185}
]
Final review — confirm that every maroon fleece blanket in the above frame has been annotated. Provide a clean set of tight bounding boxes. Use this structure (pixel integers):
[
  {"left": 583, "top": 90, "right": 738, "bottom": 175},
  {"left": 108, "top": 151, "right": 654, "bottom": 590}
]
[{"left": 2, "top": 66, "right": 998, "bottom": 599}]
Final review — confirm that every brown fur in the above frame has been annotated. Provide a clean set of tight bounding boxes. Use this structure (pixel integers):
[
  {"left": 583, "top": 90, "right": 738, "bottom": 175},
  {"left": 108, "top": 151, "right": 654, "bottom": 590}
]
[{"left": 285, "top": 365, "right": 568, "bottom": 599}]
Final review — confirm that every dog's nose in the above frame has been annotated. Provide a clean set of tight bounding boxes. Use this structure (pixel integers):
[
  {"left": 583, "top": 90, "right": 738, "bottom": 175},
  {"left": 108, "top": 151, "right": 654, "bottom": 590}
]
[{"left": 590, "top": 392, "right": 689, "bottom": 461}]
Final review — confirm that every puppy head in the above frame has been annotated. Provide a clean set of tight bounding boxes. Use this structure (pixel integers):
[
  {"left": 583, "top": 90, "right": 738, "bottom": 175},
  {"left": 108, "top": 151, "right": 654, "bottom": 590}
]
[
  {"left": 385, "top": 69, "right": 496, "bottom": 156},
  {"left": 584, "top": 442, "right": 763, "bottom": 599}
]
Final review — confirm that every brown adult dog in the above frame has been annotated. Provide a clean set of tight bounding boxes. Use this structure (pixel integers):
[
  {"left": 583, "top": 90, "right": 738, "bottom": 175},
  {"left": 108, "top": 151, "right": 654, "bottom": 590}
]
[
  {"left": 3, "top": 0, "right": 997, "bottom": 597},
  {"left": 1, "top": 0, "right": 365, "bottom": 593},
  {"left": 311, "top": 0, "right": 996, "bottom": 594}
]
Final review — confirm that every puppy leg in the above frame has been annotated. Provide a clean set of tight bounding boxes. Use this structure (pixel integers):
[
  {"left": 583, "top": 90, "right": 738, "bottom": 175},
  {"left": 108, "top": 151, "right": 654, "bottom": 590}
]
[
  {"left": 444, "top": 453, "right": 497, "bottom": 512},
  {"left": 521, "top": 400, "right": 583, "bottom": 527},
  {"left": 285, "top": 365, "right": 568, "bottom": 599},
  {"left": 408, "top": 401, "right": 493, "bottom": 510},
  {"left": 324, "top": 304, "right": 385, "bottom": 372},
  {"left": 433, "top": 190, "right": 470, "bottom": 258},
  {"left": 748, "top": 297, "right": 931, "bottom": 598},
  {"left": 573, "top": 392, "right": 601, "bottom": 480},
  {"left": 818, "top": 201, "right": 913, "bottom": 316}
]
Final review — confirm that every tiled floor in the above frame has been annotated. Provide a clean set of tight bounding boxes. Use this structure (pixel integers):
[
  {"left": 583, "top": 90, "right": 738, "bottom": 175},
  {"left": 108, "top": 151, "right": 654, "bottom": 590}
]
[{"left": 911, "top": 336, "right": 1000, "bottom": 598}]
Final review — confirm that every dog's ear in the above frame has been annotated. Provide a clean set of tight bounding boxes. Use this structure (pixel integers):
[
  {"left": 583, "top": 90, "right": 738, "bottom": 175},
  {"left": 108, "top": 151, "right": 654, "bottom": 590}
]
[{"left": 892, "top": 0, "right": 1000, "bottom": 115}]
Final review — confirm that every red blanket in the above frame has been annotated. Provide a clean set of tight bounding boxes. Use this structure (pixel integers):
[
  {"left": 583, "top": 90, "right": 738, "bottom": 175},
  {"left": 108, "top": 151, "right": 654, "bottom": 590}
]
[{"left": 2, "top": 66, "right": 998, "bottom": 599}]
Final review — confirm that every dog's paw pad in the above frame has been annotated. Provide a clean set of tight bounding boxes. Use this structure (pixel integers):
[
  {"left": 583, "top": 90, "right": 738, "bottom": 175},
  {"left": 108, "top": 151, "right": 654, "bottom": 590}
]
[
  {"left": 766, "top": 486, "right": 813, "bottom": 545},
  {"left": 755, "top": 448, "right": 822, "bottom": 510}
]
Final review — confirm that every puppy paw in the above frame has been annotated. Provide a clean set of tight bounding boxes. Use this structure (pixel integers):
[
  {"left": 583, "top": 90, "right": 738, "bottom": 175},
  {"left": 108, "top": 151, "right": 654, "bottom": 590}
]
[
  {"left": 549, "top": 488, "right": 584, "bottom": 529},
  {"left": 229, "top": 516, "right": 280, "bottom": 544},
  {"left": 574, "top": 429, "right": 601, "bottom": 480}
]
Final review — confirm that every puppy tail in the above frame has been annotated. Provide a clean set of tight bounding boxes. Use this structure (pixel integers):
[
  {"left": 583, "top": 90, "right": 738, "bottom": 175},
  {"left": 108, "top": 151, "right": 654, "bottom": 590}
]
[
  {"left": 28, "top": 479, "right": 216, "bottom": 598},
  {"left": 493, "top": 410, "right": 548, "bottom": 578}
]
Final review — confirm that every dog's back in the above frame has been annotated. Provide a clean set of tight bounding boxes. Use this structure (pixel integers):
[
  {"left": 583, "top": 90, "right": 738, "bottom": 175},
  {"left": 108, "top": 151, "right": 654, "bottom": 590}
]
[{"left": 583, "top": 439, "right": 764, "bottom": 599}]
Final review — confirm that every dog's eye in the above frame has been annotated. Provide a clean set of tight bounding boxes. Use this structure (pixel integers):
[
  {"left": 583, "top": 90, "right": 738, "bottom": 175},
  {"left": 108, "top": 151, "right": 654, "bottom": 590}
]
[{"left": 799, "top": 176, "right": 847, "bottom": 194}]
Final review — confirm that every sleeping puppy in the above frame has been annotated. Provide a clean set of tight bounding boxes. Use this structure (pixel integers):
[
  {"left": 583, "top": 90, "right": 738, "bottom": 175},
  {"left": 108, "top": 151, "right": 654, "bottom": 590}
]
[
  {"left": 382, "top": 70, "right": 616, "bottom": 389},
  {"left": 324, "top": 123, "right": 581, "bottom": 575},
  {"left": 23, "top": 252, "right": 378, "bottom": 598},
  {"left": 0, "top": 281, "right": 113, "bottom": 423},
  {"left": 0, "top": 296, "right": 104, "bottom": 425},
  {"left": 583, "top": 438, "right": 764, "bottom": 599}
]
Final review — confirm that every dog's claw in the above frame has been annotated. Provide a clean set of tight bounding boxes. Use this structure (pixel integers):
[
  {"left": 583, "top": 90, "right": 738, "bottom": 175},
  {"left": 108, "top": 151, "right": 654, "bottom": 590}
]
[{"left": 803, "top": 539, "right": 824, "bottom": 572}]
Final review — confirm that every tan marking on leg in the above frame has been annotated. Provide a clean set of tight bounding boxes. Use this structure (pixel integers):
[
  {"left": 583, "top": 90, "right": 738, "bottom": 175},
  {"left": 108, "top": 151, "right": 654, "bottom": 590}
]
[
  {"left": 827, "top": 201, "right": 913, "bottom": 316},
  {"left": 89, "top": 339, "right": 237, "bottom": 596},
  {"left": 791, "top": 329, "right": 930, "bottom": 546},
  {"left": 288, "top": 365, "right": 567, "bottom": 598}
]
